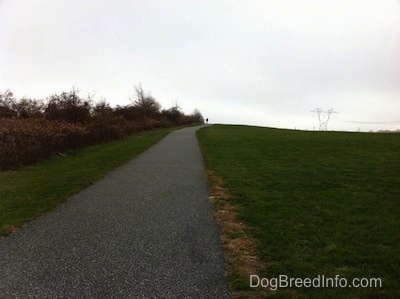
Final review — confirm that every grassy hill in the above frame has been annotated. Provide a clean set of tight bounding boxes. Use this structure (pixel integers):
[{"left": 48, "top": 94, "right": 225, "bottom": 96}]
[{"left": 197, "top": 125, "right": 400, "bottom": 298}]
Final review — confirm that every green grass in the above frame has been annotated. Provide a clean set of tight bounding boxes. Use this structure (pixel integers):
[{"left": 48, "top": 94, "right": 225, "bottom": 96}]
[
  {"left": 197, "top": 125, "right": 400, "bottom": 298},
  {"left": 0, "top": 127, "right": 177, "bottom": 237}
]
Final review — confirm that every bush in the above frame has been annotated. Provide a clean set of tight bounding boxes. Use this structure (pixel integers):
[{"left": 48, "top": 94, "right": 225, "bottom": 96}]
[
  {"left": 0, "top": 119, "right": 90, "bottom": 170},
  {"left": 0, "top": 88, "right": 204, "bottom": 170},
  {"left": 87, "top": 115, "right": 135, "bottom": 143},
  {"left": 45, "top": 90, "right": 91, "bottom": 123},
  {"left": 0, "top": 90, "right": 17, "bottom": 118}
]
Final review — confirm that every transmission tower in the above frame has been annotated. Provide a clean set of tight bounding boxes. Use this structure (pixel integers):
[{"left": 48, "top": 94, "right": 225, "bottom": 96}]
[{"left": 311, "top": 108, "right": 338, "bottom": 131}]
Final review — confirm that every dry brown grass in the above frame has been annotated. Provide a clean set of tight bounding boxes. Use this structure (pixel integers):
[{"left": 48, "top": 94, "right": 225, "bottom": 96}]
[{"left": 207, "top": 170, "right": 269, "bottom": 299}]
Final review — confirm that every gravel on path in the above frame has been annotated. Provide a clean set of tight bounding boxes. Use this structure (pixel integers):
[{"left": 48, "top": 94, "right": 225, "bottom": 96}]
[{"left": 0, "top": 125, "right": 230, "bottom": 299}]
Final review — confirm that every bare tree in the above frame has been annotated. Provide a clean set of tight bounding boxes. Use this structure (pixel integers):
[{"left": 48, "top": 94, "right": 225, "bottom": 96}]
[
  {"left": 191, "top": 108, "right": 204, "bottom": 123},
  {"left": 45, "top": 88, "right": 91, "bottom": 123},
  {"left": 162, "top": 101, "right": 183, "bottom": 124},
  {"left": 15, "top": 97, "right": 44, "bottom": 118},
  {"left": 0, "top": 89, "right": 17, "bottom": 118},
  {"left": 132, "top": 83, "right": 161, "bottom": 118},
  {"left": 93, "top": 98, "right": 113, "bottom": 116}
]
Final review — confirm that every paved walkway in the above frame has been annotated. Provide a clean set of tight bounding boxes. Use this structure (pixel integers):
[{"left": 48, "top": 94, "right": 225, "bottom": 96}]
[{"left": 0, "top": 125, "right": 230, "bottom": 298}]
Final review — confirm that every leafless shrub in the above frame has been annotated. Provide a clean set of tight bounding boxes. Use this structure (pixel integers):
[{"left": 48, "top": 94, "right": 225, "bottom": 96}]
[
  {"left": 0, "top": 119, "right": 90, "bottom": 169},
  {"left": 45, "top": 89, "right": 91, "bottom": 123},
  {"left": 0, "top": 87, "right": 204, "bottom": 169}
]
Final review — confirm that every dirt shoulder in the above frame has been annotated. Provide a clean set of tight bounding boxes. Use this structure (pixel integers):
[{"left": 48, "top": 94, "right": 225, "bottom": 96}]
[{"left": 207, "top": 170, "right": 268, "bottom": 299}]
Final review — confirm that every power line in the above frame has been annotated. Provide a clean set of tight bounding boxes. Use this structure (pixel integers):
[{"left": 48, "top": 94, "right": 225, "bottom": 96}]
[{"left": 339, "top": 119, "right": 400, "bottom": 124}]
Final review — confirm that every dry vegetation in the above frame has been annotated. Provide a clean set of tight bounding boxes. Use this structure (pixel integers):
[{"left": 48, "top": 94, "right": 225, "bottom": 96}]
[
  {"left": 0, "top": 87, "right": 204, "bottom": 170},
  {"left": 207, "top": 170, "right": 268, "bottom": 299}
]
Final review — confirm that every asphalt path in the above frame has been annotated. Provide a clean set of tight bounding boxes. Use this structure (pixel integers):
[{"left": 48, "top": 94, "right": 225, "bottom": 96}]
[{"left": 0, "top": 125, "right": 230, "bottom": 298}]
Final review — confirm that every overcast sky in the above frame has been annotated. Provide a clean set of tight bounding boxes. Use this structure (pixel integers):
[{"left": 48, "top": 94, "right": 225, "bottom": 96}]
[{"left": 1, "top": 0, "right": 399, "bottom": 131}]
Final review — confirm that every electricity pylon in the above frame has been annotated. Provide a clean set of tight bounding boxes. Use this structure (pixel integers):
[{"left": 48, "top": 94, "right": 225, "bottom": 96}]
[{"left": 311, "top": 108, "right": 338, "bottom": 131}]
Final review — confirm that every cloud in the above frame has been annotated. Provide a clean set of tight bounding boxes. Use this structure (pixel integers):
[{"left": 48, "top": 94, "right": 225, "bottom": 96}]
[{"left": 1, "top": 0, "right": 399, "bottom": 131}]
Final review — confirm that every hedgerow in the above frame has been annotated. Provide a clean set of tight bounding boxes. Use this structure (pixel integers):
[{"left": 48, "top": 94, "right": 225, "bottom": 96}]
[{"left": 0, "top": 87, "right": 204, "bottom": 170}]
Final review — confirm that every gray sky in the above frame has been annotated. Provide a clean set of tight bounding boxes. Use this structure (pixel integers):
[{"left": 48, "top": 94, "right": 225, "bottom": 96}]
[{"left": 1, "top": 0, "right": 399, "bottom": 131}]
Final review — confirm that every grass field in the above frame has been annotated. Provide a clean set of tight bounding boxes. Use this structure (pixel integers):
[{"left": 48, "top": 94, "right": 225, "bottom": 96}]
[
  {"left": 0, "top": 127, "right": 177, "bottom": 237},
  {"left": 197, "top": 125, "right": 400, "bottom": 298}
]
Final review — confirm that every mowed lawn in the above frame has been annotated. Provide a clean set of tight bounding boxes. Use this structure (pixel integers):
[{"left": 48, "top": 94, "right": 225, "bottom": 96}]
[
  {"left": 0, "top": 127, "right": 176, "bottom": 237},
  {"left": 197, "top": 125, "right": 400, "bottom": 298}
]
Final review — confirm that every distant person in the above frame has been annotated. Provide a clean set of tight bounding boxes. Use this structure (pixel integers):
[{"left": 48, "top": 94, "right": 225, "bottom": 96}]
[{"left": 206, "top": 118, "right": 208, "bottom": 124}]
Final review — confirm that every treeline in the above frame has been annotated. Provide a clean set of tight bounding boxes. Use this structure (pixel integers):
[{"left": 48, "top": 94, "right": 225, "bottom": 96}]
[{"left": 0, "top": 86, "right": 204, "bottom": 170}]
